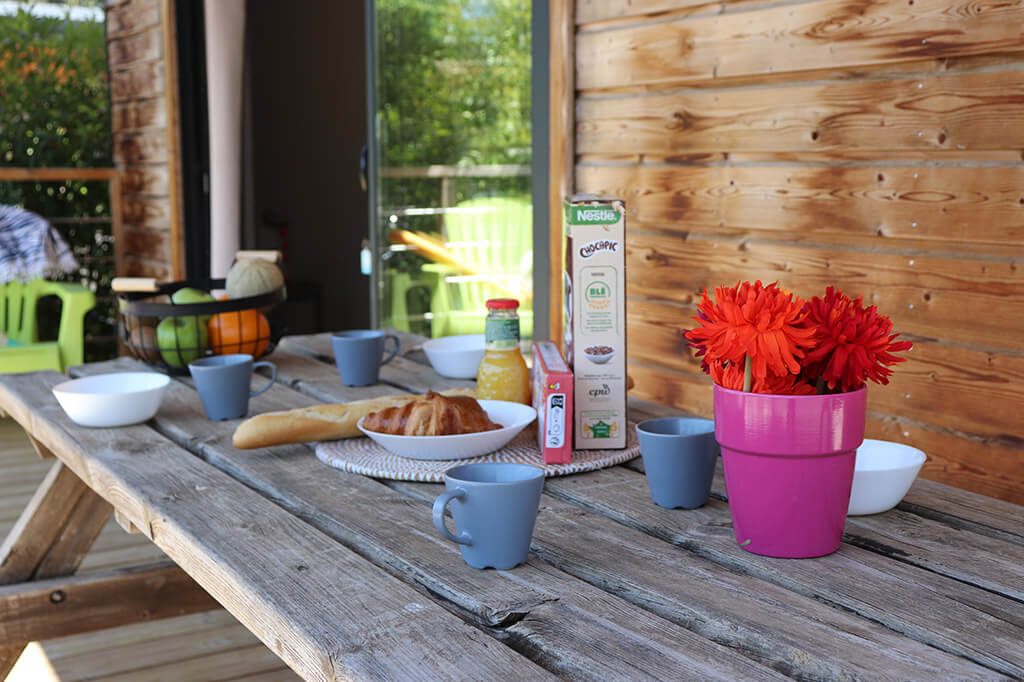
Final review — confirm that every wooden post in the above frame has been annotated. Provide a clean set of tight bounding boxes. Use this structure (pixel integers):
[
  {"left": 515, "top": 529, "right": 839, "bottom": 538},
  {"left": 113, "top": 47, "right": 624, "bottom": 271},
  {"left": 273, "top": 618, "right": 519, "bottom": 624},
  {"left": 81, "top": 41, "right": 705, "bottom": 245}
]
[{"left": 548, "top": 0, "right": 574, "bottom": 351}]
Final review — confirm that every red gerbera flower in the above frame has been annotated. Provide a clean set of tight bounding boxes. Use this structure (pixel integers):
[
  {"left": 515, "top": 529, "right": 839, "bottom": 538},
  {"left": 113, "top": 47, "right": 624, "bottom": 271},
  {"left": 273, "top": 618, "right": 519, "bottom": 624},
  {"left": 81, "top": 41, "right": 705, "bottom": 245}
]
[
  {"left": 801, "top": 287, "right": 913, "bottom": 392},
  {"left": 685, "top": 281, "right": 818, "bottom": 383},
  {"left": 709, "top": 359, "right": 817, "bottom": 395}
]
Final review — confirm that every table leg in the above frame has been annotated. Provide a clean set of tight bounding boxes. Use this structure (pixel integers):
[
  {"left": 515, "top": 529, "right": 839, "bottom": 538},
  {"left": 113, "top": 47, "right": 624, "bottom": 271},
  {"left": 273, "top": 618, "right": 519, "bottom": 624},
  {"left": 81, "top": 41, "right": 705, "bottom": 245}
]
[
  {"left": 0, "top": 459, "right": 112, "bottom": 677},
  {"left": 0, "top": 455, "right": 219, "bottom": 679}
]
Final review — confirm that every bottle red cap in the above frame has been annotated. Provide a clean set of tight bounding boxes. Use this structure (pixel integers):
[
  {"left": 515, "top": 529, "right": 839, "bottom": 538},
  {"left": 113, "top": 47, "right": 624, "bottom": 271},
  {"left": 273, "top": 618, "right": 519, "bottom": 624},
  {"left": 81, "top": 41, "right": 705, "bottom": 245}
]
[{"left": 486, "top": 298, "right": 520, "bottom": 310}]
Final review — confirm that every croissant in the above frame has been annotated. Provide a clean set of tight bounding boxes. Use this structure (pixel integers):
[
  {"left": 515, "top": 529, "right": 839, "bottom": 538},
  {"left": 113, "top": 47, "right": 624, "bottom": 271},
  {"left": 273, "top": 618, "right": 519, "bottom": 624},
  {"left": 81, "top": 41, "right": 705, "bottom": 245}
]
[{"left": 361, "top": 391, "right": 502, "bottom": 436}]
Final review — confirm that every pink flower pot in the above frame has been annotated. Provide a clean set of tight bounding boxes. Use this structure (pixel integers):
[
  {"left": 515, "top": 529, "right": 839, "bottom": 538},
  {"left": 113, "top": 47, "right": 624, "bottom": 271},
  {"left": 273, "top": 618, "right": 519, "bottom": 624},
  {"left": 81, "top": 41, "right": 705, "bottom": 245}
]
[{"left": 713, "top": 384, "right": 867, "bottom": 558}]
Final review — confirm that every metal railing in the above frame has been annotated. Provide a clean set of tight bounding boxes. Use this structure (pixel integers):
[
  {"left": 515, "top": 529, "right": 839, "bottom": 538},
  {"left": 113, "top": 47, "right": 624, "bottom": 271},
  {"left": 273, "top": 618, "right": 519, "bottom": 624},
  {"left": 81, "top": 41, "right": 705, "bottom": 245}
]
[{"left": 0, "top": 167, "right": 123, "bottom": 357}]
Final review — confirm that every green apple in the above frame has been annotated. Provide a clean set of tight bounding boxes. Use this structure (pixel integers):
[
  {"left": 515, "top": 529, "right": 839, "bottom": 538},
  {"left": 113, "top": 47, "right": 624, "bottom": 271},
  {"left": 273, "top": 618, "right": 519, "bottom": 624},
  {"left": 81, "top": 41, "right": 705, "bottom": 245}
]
[
  {"left": 156, "top": 315, "right": 209, "bottom": 367},
  {"left": 171, "top": 287, "right": 216, "bottom": 325},
  {"left": 171, "top": 287, "right": 215, "bottom": 304}
]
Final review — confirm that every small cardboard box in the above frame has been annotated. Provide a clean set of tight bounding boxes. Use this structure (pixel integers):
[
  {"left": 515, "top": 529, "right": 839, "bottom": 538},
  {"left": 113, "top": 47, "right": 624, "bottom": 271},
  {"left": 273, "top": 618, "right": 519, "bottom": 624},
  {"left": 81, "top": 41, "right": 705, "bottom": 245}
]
[
  {"left": 531, "top": 341, "right": 573, "bottom": 464},
  {"left": 564, "top": 195, "right": 627, "bottom": 449}
]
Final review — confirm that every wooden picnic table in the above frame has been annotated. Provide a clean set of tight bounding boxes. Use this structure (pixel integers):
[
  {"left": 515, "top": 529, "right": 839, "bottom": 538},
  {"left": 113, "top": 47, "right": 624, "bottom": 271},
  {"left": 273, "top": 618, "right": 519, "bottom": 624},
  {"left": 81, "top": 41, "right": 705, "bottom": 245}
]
[{"left": 0, "top": 331, "right": 1021, "bottom": 681}]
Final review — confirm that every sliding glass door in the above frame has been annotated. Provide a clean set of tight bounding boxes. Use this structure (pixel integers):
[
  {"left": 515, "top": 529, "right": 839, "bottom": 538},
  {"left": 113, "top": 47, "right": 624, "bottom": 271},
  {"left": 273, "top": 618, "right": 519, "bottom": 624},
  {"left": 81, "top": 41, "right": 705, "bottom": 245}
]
[{"left": 366, "top": 0, "right": 534, "bottom": 340}]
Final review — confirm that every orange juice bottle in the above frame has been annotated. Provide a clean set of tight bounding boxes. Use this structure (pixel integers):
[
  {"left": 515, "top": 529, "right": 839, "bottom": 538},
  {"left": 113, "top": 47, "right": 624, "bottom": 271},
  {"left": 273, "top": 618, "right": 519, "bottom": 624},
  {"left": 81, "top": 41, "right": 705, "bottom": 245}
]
[{"left": 476, "top": 298, "right": 530, "bottom": 404}]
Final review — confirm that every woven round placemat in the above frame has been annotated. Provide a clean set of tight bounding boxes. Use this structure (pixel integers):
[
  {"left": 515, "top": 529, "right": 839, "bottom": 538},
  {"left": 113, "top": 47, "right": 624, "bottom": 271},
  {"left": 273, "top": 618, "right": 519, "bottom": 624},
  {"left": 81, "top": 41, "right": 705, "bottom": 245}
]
[{"left": 315, "top": 424, "right": 640, "bottom": 482}]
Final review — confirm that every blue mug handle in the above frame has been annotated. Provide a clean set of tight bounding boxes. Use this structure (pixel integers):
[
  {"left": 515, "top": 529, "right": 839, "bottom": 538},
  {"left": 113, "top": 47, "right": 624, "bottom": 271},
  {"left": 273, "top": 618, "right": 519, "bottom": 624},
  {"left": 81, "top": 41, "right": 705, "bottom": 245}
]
[
  {"left": 381, "top": 334, "right": 400, "bottom": 366},
  {"left": 432, "top": 488, "right": 472, "bottom": 546},
  {"left": 250, "top": 361, "right": 277, "bottom": 397}
]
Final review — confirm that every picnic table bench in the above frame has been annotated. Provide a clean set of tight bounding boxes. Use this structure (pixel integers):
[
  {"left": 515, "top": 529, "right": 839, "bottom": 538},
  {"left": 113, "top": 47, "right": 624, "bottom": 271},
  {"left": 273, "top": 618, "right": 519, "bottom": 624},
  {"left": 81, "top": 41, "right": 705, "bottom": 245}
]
[{"left": 0, "top": 331, "right": 1021, "bottom": 680}]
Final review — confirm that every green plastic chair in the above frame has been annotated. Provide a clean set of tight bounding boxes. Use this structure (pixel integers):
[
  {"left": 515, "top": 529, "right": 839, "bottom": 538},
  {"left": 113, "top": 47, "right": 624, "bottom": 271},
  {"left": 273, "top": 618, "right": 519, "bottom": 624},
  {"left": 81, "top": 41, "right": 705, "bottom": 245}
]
[
  {"left": 0, "top": 278, "right": 95, "bottom": 374},
  {"left": 425, "top": 196, "right": 534, "bottom": 339}
]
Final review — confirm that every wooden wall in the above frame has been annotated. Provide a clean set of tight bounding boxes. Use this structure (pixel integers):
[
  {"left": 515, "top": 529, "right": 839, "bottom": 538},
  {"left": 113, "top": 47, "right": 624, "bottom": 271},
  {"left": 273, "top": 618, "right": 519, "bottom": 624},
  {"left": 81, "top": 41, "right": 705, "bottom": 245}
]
[
  {"left": 106, "top": 0, "right": 184, "bottom": 281},
  {"left": 571, "top": 0, "right": 1024, "bottom": 503}
]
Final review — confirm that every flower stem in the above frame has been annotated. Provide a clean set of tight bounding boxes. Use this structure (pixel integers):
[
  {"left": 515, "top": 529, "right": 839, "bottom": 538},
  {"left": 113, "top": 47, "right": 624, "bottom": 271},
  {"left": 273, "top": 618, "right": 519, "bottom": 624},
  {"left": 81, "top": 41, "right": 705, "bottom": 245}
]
[
  {"left": 816, "top": 376, "right": 826, "bottom": 395},
  {"left": 743, "top": 356, "right": 753, "bottom": 392}
]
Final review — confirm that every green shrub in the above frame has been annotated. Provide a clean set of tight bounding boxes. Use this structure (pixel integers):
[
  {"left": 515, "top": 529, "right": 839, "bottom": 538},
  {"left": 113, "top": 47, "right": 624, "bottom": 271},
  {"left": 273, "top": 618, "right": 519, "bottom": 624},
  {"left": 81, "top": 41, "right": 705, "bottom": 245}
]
[{"left": 0, "top": 4, "right": 115, "bottom": 361}]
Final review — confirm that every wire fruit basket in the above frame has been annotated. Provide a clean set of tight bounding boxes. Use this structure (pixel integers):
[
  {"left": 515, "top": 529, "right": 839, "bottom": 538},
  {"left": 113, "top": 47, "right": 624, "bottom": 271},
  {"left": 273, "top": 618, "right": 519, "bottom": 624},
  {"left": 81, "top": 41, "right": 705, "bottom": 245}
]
[{"left": 114, "top": 272, "right": 287, "bottom": 375}]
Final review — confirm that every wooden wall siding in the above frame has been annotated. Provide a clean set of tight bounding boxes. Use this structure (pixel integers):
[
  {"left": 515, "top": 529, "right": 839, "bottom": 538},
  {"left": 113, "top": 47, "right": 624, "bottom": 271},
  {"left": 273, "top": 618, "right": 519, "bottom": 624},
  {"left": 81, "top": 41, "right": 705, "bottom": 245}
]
[
  {"left": 573, "top": 0, "right": 1024, "bottom": 503},
  {"left": 106, "top": 0, "right": 183, "bottom": 282}
]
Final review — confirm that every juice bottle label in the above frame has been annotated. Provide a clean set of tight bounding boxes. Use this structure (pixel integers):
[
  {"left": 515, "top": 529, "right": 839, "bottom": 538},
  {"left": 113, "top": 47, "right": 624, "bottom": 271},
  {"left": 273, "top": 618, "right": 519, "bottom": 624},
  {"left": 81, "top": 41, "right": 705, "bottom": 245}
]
[{"left": 485, "top": 317, "right": 520, "bottom": 350}]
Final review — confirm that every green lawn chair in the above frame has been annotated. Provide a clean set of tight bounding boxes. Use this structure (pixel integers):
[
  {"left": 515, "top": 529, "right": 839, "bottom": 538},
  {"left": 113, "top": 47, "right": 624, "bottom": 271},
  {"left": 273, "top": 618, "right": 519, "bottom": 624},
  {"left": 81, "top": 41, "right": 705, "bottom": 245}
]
[
  {"left": 0, "top": 278, "right": 95, "bottom": 373},
  {"left": 425, "top": 196, "right": 534, "bottom": 339}
]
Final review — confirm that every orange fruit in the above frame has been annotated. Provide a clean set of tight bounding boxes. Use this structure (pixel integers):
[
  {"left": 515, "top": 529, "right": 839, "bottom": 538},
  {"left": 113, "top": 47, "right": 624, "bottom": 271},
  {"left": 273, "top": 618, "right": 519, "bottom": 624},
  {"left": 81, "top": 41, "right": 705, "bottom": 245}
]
[{"left": 208, "top": 309, "right": 271, "bottom": 356}]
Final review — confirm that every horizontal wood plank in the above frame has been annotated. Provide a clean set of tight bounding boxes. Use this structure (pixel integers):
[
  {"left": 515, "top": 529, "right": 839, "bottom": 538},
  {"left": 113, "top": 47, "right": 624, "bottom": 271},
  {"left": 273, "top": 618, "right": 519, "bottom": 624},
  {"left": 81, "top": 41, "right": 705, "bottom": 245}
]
[
  {"left": 626, "top": 298, "right": 1024, "bottom": 443},
  {"left": 578, "top": 68, "right": 1024, "bottom": 154},
  {"left": 111, "top": 100, "right": 168, "bottom": 134},
  {"left": 542, "top": 466, "right": 1024, "bottom": 678},
  {"left": 0, "top": 168, "right": 118, "bottom": 182},
  {"left": 844, "top": 511, "right": 1024, "bottom": 599},
  {"left": 900, "top": 478, "right": 1024, "bottom": 543},
  {"left": 107, "top": 25, "right": 162, "bottom": 68},
  {"left": 391, "top": 477, "right": 997, "bottom": 680},
  {"left": 118, "top": 258, "right": 172, "bottom": 281},
  {"left": 0, "top": 561, "right": 219, "bottom": 644},
  {"left": 623, "top": 230, "right": 1024, "bottom": 348},
  {"left": 110, "top": 61, "right": 165, "bottom": 103},
  {"left": 114, "top": 130, "right": 169, "bottom": 165},
  {"left": 578, "top": 163, "right": 1024, "bottom": 245},
  {"left": 121, "top": 204, "right": 171, "bottom": 232},
  {"left": 120, "top": 229, "right": 172, "bottom": 267},
  {"left": 577, "top": 0, "right": 714, "bottom": 24},
  {"left": 576, "top": 0, "right": 1024, "bottom": 90},
  {"left": 105, "top": 0, "right": 161, "bottom": 42}
]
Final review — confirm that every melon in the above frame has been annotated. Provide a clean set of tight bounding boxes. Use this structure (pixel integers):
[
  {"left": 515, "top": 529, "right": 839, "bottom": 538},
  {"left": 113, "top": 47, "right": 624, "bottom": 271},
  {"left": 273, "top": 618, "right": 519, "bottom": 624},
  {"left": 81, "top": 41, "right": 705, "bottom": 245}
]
[{"left": 225, "top": 258, "right": 284, "bottom": 299}]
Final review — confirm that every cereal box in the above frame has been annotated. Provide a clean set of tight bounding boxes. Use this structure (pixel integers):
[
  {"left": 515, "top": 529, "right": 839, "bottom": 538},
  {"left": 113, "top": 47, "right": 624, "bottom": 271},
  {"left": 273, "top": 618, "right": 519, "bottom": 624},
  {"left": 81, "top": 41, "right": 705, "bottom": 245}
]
[
  {"left": 531, "top": 341, "right": 573, "bottom": 464},
  {"left": 564, "top": 195, "right": 627, "bottom": 449}
]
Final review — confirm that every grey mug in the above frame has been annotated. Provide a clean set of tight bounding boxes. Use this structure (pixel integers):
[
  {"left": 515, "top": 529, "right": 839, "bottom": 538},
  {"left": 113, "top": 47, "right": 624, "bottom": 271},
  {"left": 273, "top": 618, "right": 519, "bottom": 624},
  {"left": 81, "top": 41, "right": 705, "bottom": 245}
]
[
  {"left": 331, "top": 330, "right": 400, "bottom": 386},
  {"left": 635, "top": 417, "right": 718, "bottom": 509},
  {"left": 188, "top": 354, "right": 277, "bottom": 420},
  {"left": 432, "top": 462, "right": 544, "bottom": 569}
]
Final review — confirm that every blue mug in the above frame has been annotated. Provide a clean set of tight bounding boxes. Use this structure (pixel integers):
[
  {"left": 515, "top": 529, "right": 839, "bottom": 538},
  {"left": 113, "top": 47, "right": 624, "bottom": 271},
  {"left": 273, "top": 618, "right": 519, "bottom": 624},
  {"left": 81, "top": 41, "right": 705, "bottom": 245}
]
[
  {"left": 432, "top": 463, "right": 544, "bottom": 569},
  {"left": 331, "top": 330, "right": 400, "bottom": 386},
  {"left": 635, "top": 417, "right": 718, "bottom": 509},
  {"left": 188, "top": 354, "right": 277, "bottom": 420}
]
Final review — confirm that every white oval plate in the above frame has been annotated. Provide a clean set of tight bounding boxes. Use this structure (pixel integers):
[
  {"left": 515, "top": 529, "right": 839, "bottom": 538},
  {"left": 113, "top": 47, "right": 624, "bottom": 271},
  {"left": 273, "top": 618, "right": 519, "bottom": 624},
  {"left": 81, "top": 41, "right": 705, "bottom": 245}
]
[{"left": 357, "top": 400, "right": 537, "bottom": 460}]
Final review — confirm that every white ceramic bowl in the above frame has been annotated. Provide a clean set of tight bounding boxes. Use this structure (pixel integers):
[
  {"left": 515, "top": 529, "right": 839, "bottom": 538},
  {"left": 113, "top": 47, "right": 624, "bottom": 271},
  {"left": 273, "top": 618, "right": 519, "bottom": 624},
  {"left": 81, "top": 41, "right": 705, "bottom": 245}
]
[
  {"left": 583, "top": 345, "right": 615, "bottom": 365},
  {"left": 847, "top": 439, "right": 927, "bottom": 516},
  {"left": 52, "top": 372, "right": 171, "bottom": 428},
  {"left": 357, "top": 400, "right": 536, "bottom": 460},
  {"left": 422, "top": 334, "right": 486, "bottom": 379}
]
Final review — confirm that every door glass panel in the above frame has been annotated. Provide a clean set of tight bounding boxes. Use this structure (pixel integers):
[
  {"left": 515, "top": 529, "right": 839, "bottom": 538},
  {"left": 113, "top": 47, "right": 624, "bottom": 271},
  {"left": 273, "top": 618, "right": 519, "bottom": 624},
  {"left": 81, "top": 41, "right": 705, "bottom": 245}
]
[{"left": 370, "top": 0, "right": 533, "bottom": 340}]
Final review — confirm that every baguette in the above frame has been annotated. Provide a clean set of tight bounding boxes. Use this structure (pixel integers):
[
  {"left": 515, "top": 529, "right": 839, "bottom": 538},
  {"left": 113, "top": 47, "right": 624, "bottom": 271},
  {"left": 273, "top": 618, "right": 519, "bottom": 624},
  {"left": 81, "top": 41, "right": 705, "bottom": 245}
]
[{"left": 231, "top": 389, "right": 475, "bottom": 449}]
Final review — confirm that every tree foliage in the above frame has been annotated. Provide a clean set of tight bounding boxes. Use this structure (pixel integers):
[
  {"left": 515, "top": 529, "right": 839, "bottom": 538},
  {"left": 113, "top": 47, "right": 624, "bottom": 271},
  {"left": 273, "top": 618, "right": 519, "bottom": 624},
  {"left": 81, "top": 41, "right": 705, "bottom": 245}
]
[
  {"left": 0, "top": 4, "right": 115, "bottom": 360},
  {"left": 376, "top": 0, "right": 532, "bottom": 334},
  {"left": 377, "top": 0, "right": 531, "bottom": 219}
]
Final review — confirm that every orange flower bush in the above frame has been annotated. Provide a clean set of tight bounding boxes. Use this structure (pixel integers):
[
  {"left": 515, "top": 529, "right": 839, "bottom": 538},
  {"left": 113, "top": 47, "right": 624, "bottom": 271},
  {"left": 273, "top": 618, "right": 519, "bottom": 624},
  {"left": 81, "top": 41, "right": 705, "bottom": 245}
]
[{"left": 686, "top": 281, "right": 912, "bottom": 395}]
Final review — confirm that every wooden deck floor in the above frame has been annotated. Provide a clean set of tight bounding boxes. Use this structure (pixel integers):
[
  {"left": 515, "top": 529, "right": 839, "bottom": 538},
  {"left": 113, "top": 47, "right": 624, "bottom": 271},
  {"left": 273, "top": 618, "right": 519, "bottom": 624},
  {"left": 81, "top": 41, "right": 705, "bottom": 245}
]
[{"left": 0, "top": 418, "right": 299, "bottom": 682}]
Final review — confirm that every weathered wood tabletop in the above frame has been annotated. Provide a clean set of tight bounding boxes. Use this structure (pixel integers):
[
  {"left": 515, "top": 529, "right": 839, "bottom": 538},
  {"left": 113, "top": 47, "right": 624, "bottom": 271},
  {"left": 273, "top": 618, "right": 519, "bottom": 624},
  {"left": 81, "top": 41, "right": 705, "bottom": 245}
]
[{"left": 1, "top": 331, "right": 1022, "bottom": 681}]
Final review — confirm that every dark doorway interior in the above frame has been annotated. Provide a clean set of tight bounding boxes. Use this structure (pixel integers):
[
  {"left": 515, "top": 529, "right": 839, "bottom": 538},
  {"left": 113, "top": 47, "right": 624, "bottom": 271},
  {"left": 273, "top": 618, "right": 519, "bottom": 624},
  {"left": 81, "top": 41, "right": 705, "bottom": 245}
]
[
  {"left": 244, "top": 0, "right": 370, "bottom": 334},
  {"left": 175, "top": 0, "right": 211, "bottom": 284}
]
